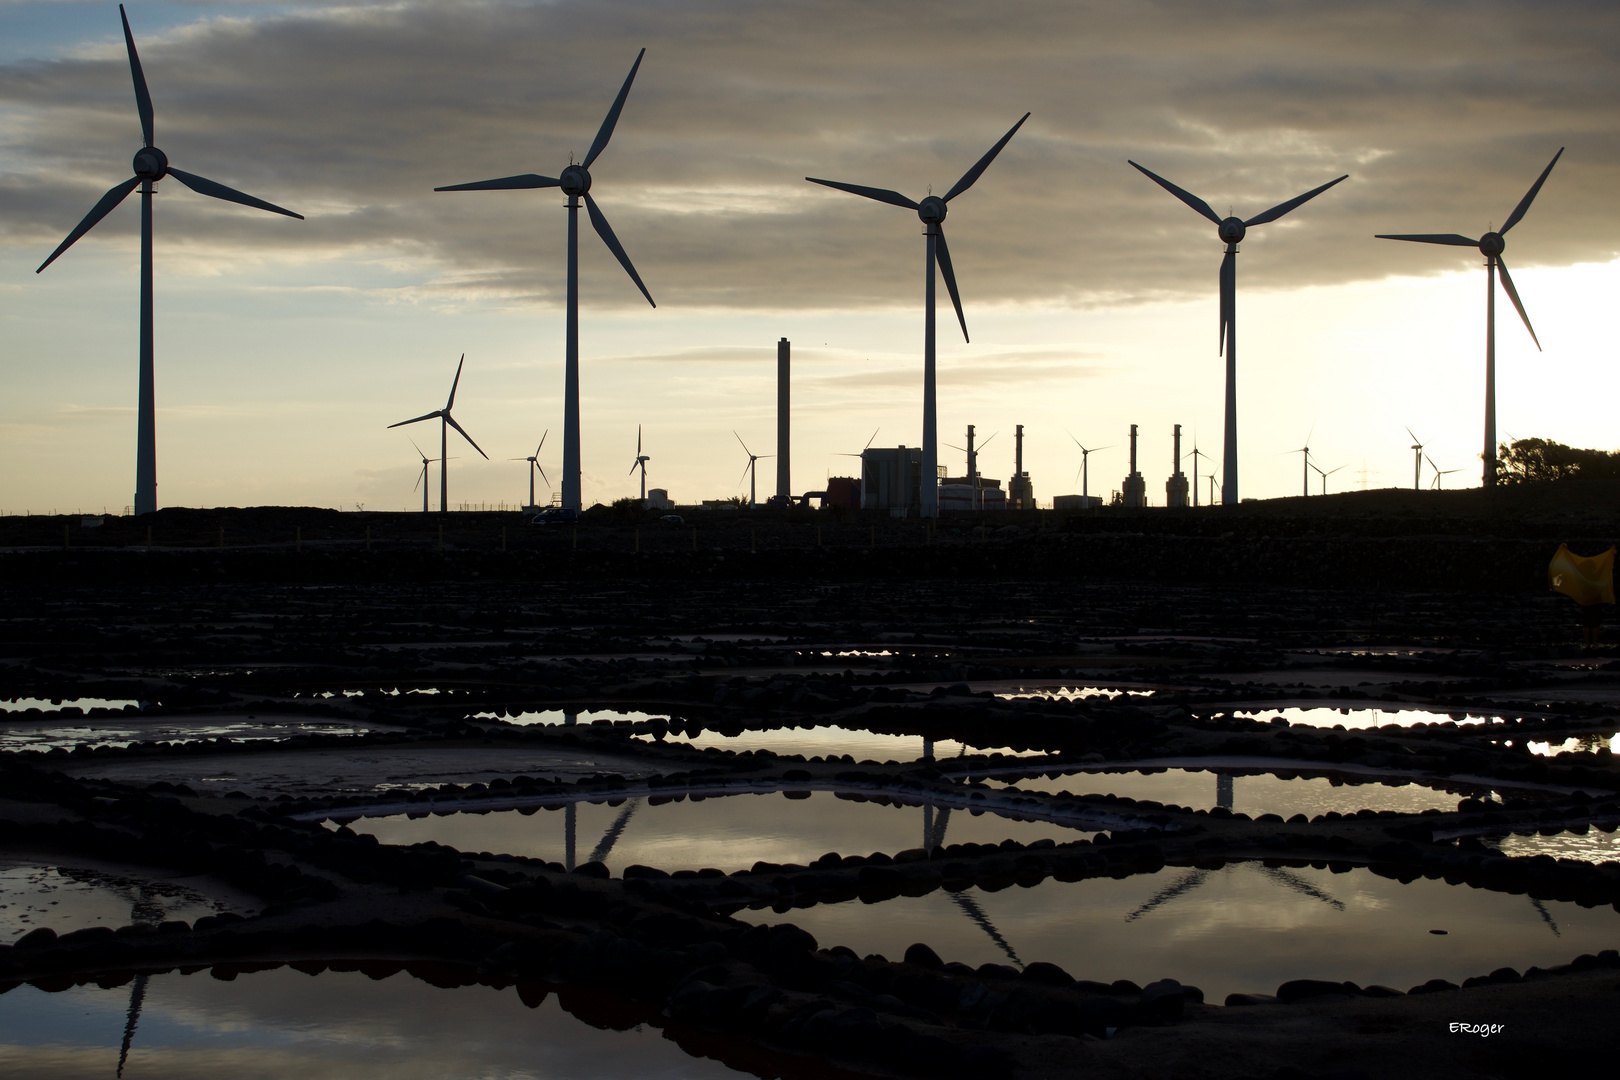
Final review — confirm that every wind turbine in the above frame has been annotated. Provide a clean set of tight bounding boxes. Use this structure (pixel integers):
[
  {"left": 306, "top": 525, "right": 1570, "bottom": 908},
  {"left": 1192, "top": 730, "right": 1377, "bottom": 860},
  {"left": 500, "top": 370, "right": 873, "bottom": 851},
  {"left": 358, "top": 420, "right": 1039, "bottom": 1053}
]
[
  {"left": 1376, "top": 149, "right": 1562, "bottom": 488},
  {"left": 511, "top": 431, "right": 550, "bottom": 509},
  {"left": 1406, "top": 427, "right": 1428, "bottom": 490},
  {"left": 1427, "top": 455, "right": 1463, "bottom": 490},
  {"left": 1311, "top": 461, "right": 1346, "bottom": 495},
  {"left": 1188, "top": 442, "right": 1214, "bottom": 507},
  {"left": 808, "top": 113, "right": 1030, "bottom": 518},
  {"left": 436, "top": 50, "right": 656, "bottom": 514},
  {"left": 1066, "top": 434, "right": 1113, "bottom": 503},
  {"left": 629, "top": 425, "right": 650, "bottom": 502},
  {"left": 387, "top": 354, "right": 488, "bottom": 513},
  {"left": 1128, "top": 161, "right": 1347, "bottom": 504},
  {"left": 734, "top": 432, "right": 774, "bottom": 509},
  {"left": 35, "top": 5, "right": 302, "bottom": 516},
  {"left": 945, "top": 426, "right": 997, "bottom": 509},
  {"left": 407, "top": 437, "right": 442, "bottom": 514},
  {"left": 1288, "top": 424, "right": 1316, "bottom": 497}
]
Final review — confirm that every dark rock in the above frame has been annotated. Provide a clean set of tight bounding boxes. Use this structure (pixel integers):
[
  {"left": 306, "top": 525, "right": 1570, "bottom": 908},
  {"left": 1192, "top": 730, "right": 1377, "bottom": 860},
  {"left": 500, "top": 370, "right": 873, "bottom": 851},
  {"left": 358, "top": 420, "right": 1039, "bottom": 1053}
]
[
  {"left": 1138, "top": 978, "right": 1185, "bottom": 1021},
  {"left": 14, "top": 928, "right": 57, "bottom": 949},
  {"left": 1019, "top": 961, "right": 1074, "bottom": 988},
  {"left": 1277, "top": 978, "right": 1359, "bottom": 1004},
  {"left": 1225, "top": 993, "right": 1279, "bottom": 1006},
  {"left": 902, "top": 942, "right": 943, "bottom": 969},
  {"left": 1407, "top": 978, "right": 1460, "bottom": 995}
]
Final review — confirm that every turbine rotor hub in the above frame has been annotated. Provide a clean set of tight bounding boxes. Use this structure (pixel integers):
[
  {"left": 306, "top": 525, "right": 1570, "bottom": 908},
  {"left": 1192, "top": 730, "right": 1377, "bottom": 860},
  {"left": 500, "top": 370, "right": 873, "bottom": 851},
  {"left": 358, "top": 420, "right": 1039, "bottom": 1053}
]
[
  {"left": 917, "top": 195, "right": 947, "bottom": 225},
  {"left": 1479, "top": 232, "right": 1504, "bottom": 257},
  {"left": 1218, "top": 216, "right": 1246, "bottom": 244},
  {"left": 132, "top": 146, "right": 168, "bottom": 182},
  {"left": 560, "top": 164, "right": 592, "bottom": 197}
]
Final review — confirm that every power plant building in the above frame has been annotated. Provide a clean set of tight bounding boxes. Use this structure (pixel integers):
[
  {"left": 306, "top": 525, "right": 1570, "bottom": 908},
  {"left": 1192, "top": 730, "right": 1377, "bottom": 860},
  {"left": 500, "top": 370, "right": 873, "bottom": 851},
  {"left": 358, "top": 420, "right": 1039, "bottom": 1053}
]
[
  {"left": 939, "top": 479, "right": 1005, "bottom": 512},
  {"left": 860, "top": 447, "right": 925, "bottom": 514}
]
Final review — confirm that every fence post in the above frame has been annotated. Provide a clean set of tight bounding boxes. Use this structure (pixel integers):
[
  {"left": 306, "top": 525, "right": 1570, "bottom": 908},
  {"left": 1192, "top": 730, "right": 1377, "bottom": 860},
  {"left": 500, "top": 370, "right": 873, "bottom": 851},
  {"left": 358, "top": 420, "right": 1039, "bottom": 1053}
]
[
  {"left": 751, "top": 528, "right": 756, "bottom": 554},
  {"left": 870, "top": 525, "right": 875, "bottom": 549},
  {"left": 296, "top": 526, "right": 302, "bottom": 553},
  {"left": 502, "top": 526, "right": 507, "bottom": 553},
  {"left": 366, "top": 525, "right": 371, "bottom": 552},
  {"left": 816, "top": 525, "right": 822, "bottom": 548},
  {"left": 63, "top": 523, "right": 69, "bottom": 551},
  {"left": 146, "top": 526, "right": 152, "bottom": 552},
  {"left": 218, "top": 526, "right": 224, "bottom": 549},
  {"left": 572, "top": 527, "right": 578, "bottom": 551},
  {"left": 635, "top": 528, "right": 640, "bottom": 553},
  {"left": 438, "top": 524, "right": 443, "bottom": 551},
  {"left": 691, "top": 526, "right": 697, "bottom": 552}
]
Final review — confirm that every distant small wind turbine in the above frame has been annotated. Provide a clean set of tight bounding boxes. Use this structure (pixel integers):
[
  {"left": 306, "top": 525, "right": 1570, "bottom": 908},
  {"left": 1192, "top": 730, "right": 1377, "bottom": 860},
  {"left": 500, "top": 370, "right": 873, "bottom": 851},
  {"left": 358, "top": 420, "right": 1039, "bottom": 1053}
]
[
  {"left": 1311, "top": 461, "right": 1346, "bottom": 495},
  {"left": 630, "top": 425, "right": 650, "bottom": 502},
  {"left": 1405, "top": 427, "right": 1428, "bottom": 490},
  {"left": 1129, "top": 160, "right": 1347, "bottom": 504},
  {"left": 407, "top": 437, "right": 442, "bottom": 514},
  {"left": 1427, "top": 454, "right": 1463, "bottom": 490},
  {"left": 1187, "top": 442, "right": 1214, "bottom": 508},
  {"left": 734, "top": 431, "right": 774, "bottom": 508},
  {"left": 1377, "top": 148, "right": 1564, "bottom": 488},
  {"left": 1067, "top": 434, "right": 1113, "bottom": 503},
  {"left": 387, "top": 354, "right": 488, "bottom": 513},
  {"left": 809, "top": 113, "right": 1030, "bottom": 518},
  {"left": 1288, "top": 424, "right": 1316, "bottom": 496},
  {"left": 36, "top": 5, "right": 302, "bottom": 516},
  {"left": 511, "top": 431, "right": 550, "bottom": 509}
]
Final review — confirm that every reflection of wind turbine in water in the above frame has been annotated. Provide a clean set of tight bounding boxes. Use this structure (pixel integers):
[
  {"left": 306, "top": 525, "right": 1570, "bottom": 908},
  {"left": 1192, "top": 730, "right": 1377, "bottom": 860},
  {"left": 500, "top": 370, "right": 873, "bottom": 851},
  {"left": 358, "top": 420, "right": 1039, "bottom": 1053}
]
[
  {"left": 116, "top": 886, "right": 165, "bottom": 1077},
  {"left": 1529, "top": 896, "right": 1561, "bottom": 937},
  {"left": 1216, "top": 773, "right": 1234, "bottom": 810},
  {"left": 564, "top": 795, "right": 641, "bottom": 870},
  {"left": 922, "top": 802, "right": 1024, "bottom": 968},
  {"left": 1123, "top": 863, "right": 1345, "bottom": 922}
]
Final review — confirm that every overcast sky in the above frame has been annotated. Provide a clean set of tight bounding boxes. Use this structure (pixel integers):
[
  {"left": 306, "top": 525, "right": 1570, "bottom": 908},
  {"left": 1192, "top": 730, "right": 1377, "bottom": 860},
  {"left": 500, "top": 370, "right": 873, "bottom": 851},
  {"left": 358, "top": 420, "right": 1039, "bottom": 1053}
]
[{"left": 2, "top": 0, "right": 1617, "bottom": 513}]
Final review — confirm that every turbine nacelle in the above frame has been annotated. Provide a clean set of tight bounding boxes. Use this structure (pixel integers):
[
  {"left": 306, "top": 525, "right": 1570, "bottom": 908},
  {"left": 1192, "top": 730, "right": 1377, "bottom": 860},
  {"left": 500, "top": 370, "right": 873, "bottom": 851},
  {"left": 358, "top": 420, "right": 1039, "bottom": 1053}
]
[
  {"left": 917, "top": 195, "right": 947, "bottom": 226},
  {"left": 133, "top": 146, "right": 168, "bottom": 181},
  {"left": 1479, "top": 231, "right": 1505, "bottom": 257},
  {"left": 559, "top": 163, "right": 592, "bottom": 197},
  {"left": 1218, "top": 216, "right": 1246, "bottom": 244}
]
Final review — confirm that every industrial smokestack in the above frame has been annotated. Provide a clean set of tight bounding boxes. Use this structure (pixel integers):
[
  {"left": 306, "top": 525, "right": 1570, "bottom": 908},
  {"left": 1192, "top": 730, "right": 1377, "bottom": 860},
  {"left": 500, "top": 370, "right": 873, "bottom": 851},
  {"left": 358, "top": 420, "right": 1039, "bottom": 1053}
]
[
  {"left": 776, "top": 338, "right": 790, "bottom": 498},
  {"left": 1172, "top": 424, "right": 1181, "bottom": 470},
  {"left": 1129, "top": 424, "right": 1138, "bottom": 473},
  {"left": 1015, "top": 424, "right": 1024, "bottom": 476}
]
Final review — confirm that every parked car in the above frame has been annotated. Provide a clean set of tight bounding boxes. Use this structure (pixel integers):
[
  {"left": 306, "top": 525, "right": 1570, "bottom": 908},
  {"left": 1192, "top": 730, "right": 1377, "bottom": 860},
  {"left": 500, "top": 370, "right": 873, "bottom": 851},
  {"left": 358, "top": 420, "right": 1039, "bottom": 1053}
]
[
  {"left": 659, "top": 514, "right": 685, "bottom": 525},
  {"left": 528, "top": 507, "right": 579, "bottom": 526}
]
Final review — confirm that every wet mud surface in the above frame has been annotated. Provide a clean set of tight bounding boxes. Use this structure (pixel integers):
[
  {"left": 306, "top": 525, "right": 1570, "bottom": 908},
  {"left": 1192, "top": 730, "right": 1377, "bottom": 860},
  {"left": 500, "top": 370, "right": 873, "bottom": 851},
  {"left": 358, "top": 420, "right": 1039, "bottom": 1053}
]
[{"left": 3, "top": 505, "right": 1619, "bottom": 1079}]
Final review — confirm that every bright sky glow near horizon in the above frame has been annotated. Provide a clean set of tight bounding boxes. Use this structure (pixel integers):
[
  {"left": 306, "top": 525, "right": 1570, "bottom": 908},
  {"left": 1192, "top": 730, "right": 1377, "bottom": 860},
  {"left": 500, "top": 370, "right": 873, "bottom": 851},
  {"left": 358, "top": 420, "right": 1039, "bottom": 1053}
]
[{"left": 1, "top": 0, "right": 1617, "bottom": 514}]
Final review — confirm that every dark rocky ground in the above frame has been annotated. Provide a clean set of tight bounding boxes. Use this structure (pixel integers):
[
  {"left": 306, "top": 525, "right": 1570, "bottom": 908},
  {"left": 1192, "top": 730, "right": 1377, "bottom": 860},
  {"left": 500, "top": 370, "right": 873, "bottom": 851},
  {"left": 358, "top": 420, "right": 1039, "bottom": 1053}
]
[{"left": 2, "top": 492, "right": 1618, "bottom": 1079}]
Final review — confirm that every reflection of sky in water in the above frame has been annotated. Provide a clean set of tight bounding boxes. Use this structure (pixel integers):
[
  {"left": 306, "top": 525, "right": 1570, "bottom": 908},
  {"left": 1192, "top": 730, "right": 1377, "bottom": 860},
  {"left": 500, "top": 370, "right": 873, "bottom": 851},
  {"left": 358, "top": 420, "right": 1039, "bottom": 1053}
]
[
  {"left": 1520, "top": 733, "right": 1620, "bottom": 757},
  {"left": 1492, "top": 826, "right": 1620, "bottom": 864},
  {"left": 1, "top": 698, "right": 139, "bottom": 712},
  {"left": 997, "top": 687, "right": 1153, "bottom": 701},
  {"left": 980, "top": 769, "right": 1469, "bottom": 818},
  {"left": 0, "top": 716, "right": 378, "bottom": 754},
  {"left": 346, "top": 791, "right": 1084, "bottom": 873},
  {"left": 1230, "top": 707, "right": 1496, "bottom": 730},
  {"left": 632, "top": 725, "right": 1048, "bottom": 761},
  {"left": 0, "top": 968, "right": 742, "bottom": 1079},
  {"left": 781, "top": 865, "right": 1620, "bottom": 1001},
  {"left": 0, "top": 860, "right": 244, "bottom": 942},
  {"left": 472, "top": 709, "right": 664, "bottom": 727}
]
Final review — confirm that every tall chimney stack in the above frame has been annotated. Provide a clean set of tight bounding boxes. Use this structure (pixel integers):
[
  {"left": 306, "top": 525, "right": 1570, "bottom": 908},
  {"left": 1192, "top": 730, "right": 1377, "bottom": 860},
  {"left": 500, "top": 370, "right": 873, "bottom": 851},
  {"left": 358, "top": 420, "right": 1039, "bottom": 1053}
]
[{"left": 776, "top": 338, "right": 790, "bottom": 499}]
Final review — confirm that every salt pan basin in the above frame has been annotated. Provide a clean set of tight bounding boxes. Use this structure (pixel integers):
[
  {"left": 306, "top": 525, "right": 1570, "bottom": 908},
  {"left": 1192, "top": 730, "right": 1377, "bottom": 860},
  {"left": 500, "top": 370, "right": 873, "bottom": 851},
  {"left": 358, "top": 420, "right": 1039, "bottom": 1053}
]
[
  {"left": 0, "top": 968, "right": 742, "bottom": 1080},
  {"left": 780, "top": 864, "right": 1619, "bottom": 1003},
  {"left": 635, "top": 724, "right": 1050, "bottom": 762}
]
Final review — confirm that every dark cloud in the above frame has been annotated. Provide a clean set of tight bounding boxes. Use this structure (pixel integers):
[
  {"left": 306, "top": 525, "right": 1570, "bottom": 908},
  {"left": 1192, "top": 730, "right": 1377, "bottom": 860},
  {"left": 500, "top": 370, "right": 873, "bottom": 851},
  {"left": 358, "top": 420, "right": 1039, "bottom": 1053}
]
[{"left": 3, "top": 0, "right": 1617, "bottom": 309}]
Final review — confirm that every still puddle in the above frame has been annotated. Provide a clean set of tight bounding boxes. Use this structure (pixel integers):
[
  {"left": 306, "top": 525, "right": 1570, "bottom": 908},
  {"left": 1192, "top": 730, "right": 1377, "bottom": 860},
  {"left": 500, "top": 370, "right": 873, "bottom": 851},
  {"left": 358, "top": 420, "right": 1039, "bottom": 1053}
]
[
  {"left": 1522, "top": 734, "right": 1620, "bottom": 757},
  {"left": 1479, "top": 826, "right": 1620, "bottom": 865},
  {"left": 340, "top": 791, "right": 1090, "bottom": 874},
  {"left": 1229, "top": 707, "right": 1497, "bottom": 730},
  {"left": 472, "top": 709, "right": 664, "bottom": 727},
  {"left": 0, "top": 715, "right": 388, "bottom": 754},
  {"left": 779, "top": 864, "right": 1620, "bottom": 1002},
  {"left": 1, "top": 698, "right": 140, "bottom": 713},
  {"left": 634, "top": 725, "right": 1051, "bottom": 762},
  {"left": 978, "top": 768, "right": 1478, "bottom": 818},
  {"left": 997, "top": 687, "right": 1154, "bottom": 702},
  {"left": 1, "top": 857, "right": 257, "bottom": 942},
  {"left": 0, "top": 968, "right": 742, "bottom": 1079}
]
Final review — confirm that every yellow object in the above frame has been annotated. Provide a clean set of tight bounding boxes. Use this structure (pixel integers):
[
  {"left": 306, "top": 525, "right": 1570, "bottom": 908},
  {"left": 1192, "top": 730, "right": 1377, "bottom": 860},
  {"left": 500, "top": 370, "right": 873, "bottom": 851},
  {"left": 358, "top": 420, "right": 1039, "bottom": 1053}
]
[{"left": 1549, "top": 544, "right": 1616, "bottom": 606}]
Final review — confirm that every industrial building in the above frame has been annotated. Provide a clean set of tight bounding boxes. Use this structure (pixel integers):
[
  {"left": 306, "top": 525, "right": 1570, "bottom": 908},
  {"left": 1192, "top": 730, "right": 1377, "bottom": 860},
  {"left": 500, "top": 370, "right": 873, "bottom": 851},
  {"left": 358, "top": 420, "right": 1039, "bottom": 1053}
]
[
  {"left": 1053, "top": 494, "right": 1101, "bottom": 510},
  {"left": 1122, "top": 424, "right": 1146, "bottom": 508},
  {"left": 1165, "top": 424, "right": 1189, "bottom": 508},
  {"left": 1007, "top": 424, "right": 1035, "bottom": 509},
  {"left": 859, "top": 446, "right": 925, "bottom": 514},
  {"left": 939, "top": 479, "right": 1004, "bottom": 512}
]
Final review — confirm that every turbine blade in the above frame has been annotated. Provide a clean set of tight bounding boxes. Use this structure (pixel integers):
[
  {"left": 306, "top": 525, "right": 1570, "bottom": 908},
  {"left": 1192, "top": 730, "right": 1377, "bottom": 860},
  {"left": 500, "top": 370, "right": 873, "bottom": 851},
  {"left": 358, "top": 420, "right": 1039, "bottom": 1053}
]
[
  {"left": 536, "top": 430, "right": 547, "bottom": 454},
  {"left": 445, "top": 414, "right": 488, "bottom": 459},
  {"left": 120, "top": 6, "right": 154, "bottom": 148},
  {"left": 538, "top": 464, "right": 550, "bottom": 487},
  {"left": 1374, "top": 233, "right": 1479, "bottom": 247},
  {"left": 1501, "top": 148, "right": 1564, "bottom": 235},
  {"left": 1242, "top": 174, "right": 1348, "bottom": 227},
  {"left": 738, "top": 460, "right": 753, "bottom": 486},
  {"left": 584, "top": 193, "right": 655, "bottom": 307},
  {"left": 864, "top": 428, "right": 879, "bottom": 450},
  {"left": 1496, "top": 257, "right": 1541, "bottom": 350},
  {"left": 408, "top": 437, "right": 426, "bottom": 458},
  {"left": 734, "top": 430, "right": 752, "bottom": 456},
  {"left": 36, "top": 176, "right": 141, "bottom": 273},
  {"left": 447, "top": 353, "right": 465, "bottom": 410},
  {"left": 583, "top": 48, "right": 646, "bottom": 169},
  {"left": 388, "top": 410, "right": 442, "bottom": 429},
  {"left": 629, "top": 461, "right": 639, "bottom": 476},
  {"left": 1218, "top": 249, "right": 1234, "bottom": 355},
  {"left": 1128, "top": 161, "right": 1221, "bottom": 225},
  {"left": 942, "top": 112, "right": 1030, "bottom": 203},
  {"left": 805, "top": 177, "right": 918, "bottom": 210},
  {"left": 166, "top": 167, "right": 302, "bottom": 219},
  {"left": 935, "top": 227, "right": 969, "bottom": 342},
  {"left": 637, "top": 423, "right": 642, "bottom": 455},
  {"left": 435, "top": 174, "right": 561, "bottom": 192}
]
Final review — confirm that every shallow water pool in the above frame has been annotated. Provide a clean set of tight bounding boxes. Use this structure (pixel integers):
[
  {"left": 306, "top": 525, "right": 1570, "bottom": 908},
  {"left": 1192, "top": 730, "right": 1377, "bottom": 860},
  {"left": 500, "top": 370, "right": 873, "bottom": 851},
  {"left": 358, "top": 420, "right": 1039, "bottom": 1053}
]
[
  {"left": 778, "top": 863, "right": 1619, "bottom": 1002},
  {"left": 0, "top": 968, "right": 743, "bottom": 1079},
  {"left": 633, "top": 724, "right": 1052, "bottom": 762},
  {"left": 342, "top": 790, "right": 1094, "bottom": 873},
  {"left": 1230, "top": 706, "right": 1497, "bottom": 730},
  {"left": 0, "top": 857, "right": 258, "bottom": 943}
]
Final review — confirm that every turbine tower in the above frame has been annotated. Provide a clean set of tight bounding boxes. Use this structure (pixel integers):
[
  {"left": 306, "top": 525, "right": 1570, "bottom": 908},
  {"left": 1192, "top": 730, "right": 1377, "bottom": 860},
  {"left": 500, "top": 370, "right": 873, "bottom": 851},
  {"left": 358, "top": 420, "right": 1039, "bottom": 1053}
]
[
  {"left": 630, "top": 425, "right": 649, "bottom": 502},
  {"left": 1128, "top": 161, "right": 1347, "bottom": 504},
  {"left": 1406, "top": 427, "right": 1427, "bottom": 490},
  {"left": 1376, "top": 149, "right": 1563, "bottom": 487},
  {"left": 387, "top": 354, "right": 488, "bottom": 512},
  {"left": 436, "top": 50, "right": 655, "bottom": 514},
  {"left": 407, "top": 438, "right": 440, "bottom": 514},
  {"left": 807, "top": 112, "right": 1030, "bottom": 518},
  {"left": 1067, "top": 435, "right": 1112, "bottom": 504},
  {"left": 511, "top": 431, "right": 549, "bottom": 509},
  {"left": 36, "top": 5, "right": 302, "bottom": 515}
]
